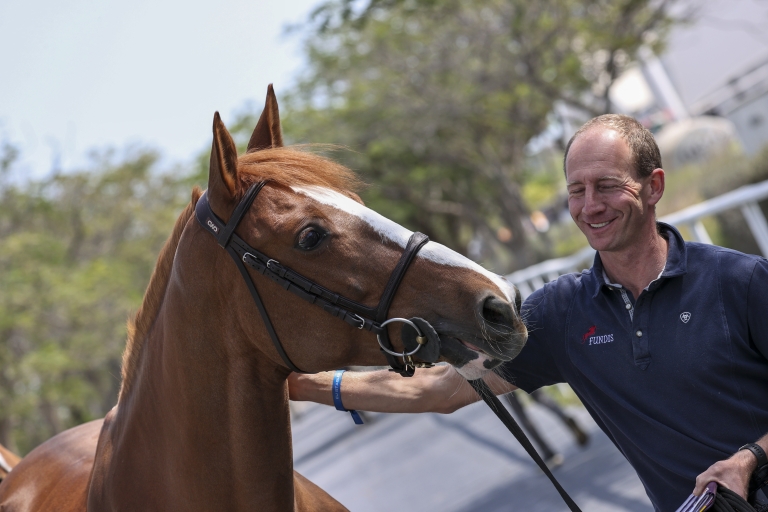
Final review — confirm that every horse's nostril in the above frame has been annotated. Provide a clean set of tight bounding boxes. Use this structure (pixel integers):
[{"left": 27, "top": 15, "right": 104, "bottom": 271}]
[{"left": 481, "top": 296, "right": 516, "bottom": 328}]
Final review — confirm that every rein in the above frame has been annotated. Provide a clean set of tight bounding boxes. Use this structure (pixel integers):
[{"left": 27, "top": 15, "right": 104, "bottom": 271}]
[
  {"left": 194, "top": 181, "right": 436, "bottom": 376},
  {"left": 468, "top": 379, "right": 583, "bottom": 512}
]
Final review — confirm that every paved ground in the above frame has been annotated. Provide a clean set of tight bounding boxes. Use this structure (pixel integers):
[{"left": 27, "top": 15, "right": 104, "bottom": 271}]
[{"left": 291, "top": 396, "right": 653, "bottom": 512}]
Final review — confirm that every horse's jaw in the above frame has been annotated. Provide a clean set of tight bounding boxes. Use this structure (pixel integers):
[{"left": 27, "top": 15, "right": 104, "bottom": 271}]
[{"left": 454, "top": 356, "right": 502, "bottom": 380}]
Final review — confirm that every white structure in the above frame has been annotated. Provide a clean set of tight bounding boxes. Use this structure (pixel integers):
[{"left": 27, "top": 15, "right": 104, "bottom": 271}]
[
  {"left": 605, "top": 1, "right": 768, "bottom": 155},
  {"left": 654, "top": 116, "right": 740, "bottom": 169},
  {"left": 508, "top": 179, "right": 768, "bottom": 299}
]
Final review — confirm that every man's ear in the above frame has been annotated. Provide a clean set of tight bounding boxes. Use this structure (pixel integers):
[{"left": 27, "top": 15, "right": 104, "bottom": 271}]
[
  {"left": 207, "top": 112, "right": 240, "bottom": 220},
  {"left": 246, "top": 84, "right": 284, "bottom": 153},
  {"left": 647, "top": 168, "right": 665, "bottom": 207}
]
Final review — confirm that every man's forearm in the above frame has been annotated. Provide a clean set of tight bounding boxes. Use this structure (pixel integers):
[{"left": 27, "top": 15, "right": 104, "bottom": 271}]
[{"left": 288, "top": 365, "right": 517, "bottom": 414}]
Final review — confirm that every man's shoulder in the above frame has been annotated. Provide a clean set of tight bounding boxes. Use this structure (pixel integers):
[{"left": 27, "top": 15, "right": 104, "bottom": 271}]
[
  {"left": 685, "top": 240, "right": 764, "bottom": 260},
  {"left": 684, "top": 241, "right": 766, "bottom": 276}
]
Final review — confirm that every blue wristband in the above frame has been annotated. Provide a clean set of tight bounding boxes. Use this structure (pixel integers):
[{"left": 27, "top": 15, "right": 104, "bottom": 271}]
[{"left": 332, "top": 370, "right": 364, "bottom": 425}]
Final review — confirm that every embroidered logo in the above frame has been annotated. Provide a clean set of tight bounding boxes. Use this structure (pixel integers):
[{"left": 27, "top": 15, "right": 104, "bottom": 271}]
[
  {"left": 588, "top": 333, "right": 614, "bottom": 345},
  {"left": 581, "top": 325, "right": 614, "bottom": 345},
  {"left": 581, "top": 325, "right": 596, "bottom": 344},
  {"left": 680, "top": 312, "right": 691, "bottom": 324}
]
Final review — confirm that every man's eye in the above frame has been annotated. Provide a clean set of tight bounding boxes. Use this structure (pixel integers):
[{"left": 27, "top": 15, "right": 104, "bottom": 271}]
[{"left": 297, "top": 227, "right": 326, "bottom": 250}]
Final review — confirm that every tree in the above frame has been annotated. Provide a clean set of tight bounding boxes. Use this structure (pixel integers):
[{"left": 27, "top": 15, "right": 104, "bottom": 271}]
[
  {"left": 266, "top": 0, "right": 681, "bottom": 271},
  {"left": 0, "top": 144, "right": 191, "bottom": 453}
]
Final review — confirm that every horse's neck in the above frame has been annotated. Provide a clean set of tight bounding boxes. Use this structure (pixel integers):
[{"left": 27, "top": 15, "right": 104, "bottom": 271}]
[{"left": 96, "top": 277, "right": 296, "bottom": 511}]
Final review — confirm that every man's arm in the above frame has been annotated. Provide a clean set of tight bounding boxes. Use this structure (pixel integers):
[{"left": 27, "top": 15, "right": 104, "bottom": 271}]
[
  {"left": 696, "top": 260, "right": 768, "bottom": 498},
  {"left": 693, "top": 433, "right": 768, "bottom": 499},
  {"left": 288, "top": 365, "right": 517, "bottom": 414}
]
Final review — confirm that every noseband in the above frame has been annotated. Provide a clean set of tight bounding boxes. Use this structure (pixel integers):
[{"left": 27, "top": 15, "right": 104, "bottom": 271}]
[{"left": 195, "top": 181, "right": 436, "bottom": 376}]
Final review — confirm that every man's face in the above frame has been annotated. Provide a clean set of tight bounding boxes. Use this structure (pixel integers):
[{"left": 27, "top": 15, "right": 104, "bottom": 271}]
[{"left": 565, "top": 127, "right": 656, "bottom": 253}]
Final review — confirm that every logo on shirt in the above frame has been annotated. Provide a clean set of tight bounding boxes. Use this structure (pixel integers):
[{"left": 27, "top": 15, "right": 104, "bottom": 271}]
[
  {"left": 680, "top": 312, "right": 691, "bottom": 323},
  {"left": 581, "top": 325, "right": 596, "bottom": 344},
  {"left": 581, "top": 325, "right": 614, "bottom": 346}
]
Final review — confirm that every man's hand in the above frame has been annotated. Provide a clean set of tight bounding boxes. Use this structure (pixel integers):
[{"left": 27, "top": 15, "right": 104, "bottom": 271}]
[{"left": 693, "top": 449, "right": 757, "bottom": 500}]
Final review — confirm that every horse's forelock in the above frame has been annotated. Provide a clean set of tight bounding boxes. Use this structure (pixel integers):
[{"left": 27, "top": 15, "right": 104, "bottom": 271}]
[{"left": 237, "top": 146, "right": 363, "bottom": 195}]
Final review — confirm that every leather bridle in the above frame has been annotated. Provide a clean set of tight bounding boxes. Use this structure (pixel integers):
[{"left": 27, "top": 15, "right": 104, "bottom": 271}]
[{"left": 194, "top": 181, "right": 438, "bottom": 376}]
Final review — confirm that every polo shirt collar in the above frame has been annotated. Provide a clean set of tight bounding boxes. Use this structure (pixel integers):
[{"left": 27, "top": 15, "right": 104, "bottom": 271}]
[{"left": 589, "top": 222, "right": 688, "bottom": 299}]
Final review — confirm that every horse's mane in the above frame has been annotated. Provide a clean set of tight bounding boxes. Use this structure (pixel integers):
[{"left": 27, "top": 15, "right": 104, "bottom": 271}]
[
  {"left": 119, "top": 187, "right": 202, "bottom": 401},
  {"left": 119, "top": 147, "right": 360, "bottom": 400}
]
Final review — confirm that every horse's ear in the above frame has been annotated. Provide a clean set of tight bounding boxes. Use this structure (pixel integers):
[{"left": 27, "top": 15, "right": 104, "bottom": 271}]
[
  {"left": 208, "top": 112, "right": 239, "bottom": 212},
  {"left": 246, "top": 84, "right": 284, "bottom": 153}
]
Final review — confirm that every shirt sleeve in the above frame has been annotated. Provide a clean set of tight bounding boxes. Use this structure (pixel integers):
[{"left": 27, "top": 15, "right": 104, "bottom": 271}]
[
  {"left": 498, "top": 284, "right": 566, "bottom": 393},
  {"left": 747, "top": 257, "right": 768, "bottom": 360}
]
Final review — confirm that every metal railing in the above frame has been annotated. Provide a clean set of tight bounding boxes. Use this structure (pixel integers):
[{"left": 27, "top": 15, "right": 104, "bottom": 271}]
[{"left": 507, "top": 179, "right": 768, "bottom": 299}]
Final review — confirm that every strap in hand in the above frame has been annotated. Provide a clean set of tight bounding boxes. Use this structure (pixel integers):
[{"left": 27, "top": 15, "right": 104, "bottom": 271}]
[{"left": 332, "top": 370, "right": 364, "bottom": 425}]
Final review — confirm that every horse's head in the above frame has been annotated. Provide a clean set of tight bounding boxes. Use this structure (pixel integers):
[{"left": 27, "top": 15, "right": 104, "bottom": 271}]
[{"left": 199, "top": 85, "right": 526, "bottom": 379}]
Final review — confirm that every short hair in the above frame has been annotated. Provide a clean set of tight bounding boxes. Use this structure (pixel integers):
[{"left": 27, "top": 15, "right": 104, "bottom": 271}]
[{"left": 563, "top": 114, "right": 662, "bottom": 179}]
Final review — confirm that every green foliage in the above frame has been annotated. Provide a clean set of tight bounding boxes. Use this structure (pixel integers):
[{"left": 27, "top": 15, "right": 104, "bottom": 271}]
[
  {"left": 0, "top": 0, "right": 688, "bottom": 454},
  {"left": 271, "top": 0, "right": 681, "bottom": 272},
  {"left": 0, "top": 144, "right": 191, "bottom": 454}
]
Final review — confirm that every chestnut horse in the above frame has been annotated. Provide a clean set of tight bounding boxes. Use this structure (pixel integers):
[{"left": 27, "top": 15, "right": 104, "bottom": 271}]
[{"left": 0, "top": 86, "right": 526, "bottom": 511}]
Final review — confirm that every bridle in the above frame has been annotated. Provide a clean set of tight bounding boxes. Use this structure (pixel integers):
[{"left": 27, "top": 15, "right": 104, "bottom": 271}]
[{"left": 194, "top": 180, "right": 439, "bottom": 376}]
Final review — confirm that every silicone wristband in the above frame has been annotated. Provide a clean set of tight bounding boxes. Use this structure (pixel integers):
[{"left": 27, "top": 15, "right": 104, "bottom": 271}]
[{"left": 332, "top": 370, "right": 364, "bottom": 425}]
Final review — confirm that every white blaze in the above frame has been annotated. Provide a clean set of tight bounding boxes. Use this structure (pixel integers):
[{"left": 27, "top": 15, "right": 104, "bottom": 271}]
[{"left": 291, "top": 185, "right": 514, "bottom": 301}]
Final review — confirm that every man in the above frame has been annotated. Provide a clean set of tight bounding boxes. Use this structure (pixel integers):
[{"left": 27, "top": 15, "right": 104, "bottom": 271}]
[{"left": 290, "top": 115, "right": 768, "bottom": 511}]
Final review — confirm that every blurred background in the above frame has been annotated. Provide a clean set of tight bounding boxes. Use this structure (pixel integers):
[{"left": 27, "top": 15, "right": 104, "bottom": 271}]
[{"left": 2, "top": 0, "right": 768, "bottom": 509}]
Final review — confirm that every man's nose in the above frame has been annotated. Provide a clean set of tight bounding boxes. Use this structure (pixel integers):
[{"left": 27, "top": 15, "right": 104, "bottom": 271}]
[{"left": 582, "top": 187, "right": 604, "bottom": 215}]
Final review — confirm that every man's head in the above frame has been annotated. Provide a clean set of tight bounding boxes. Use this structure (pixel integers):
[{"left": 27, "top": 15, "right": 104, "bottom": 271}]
[
  {"left": 564, "top": 115, "right": 665, "bottom": 253},
  {"left": 564, "top": 114, "right": 662, "bottom": 179}
]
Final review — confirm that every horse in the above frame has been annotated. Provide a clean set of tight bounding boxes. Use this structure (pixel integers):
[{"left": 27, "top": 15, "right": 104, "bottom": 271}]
[{"left": 0, "top": 85, "right": 527, "bottom": 511}]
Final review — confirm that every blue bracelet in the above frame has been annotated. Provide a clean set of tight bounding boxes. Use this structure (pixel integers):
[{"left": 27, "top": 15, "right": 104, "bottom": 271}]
[{"left": 332, "top": 370, "right": 364, "bottom": 425}]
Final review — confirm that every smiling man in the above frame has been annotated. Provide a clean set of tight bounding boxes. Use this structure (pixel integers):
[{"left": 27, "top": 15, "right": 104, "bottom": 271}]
[{"left": 289, "top": 115, "right": 768, "bottom": 511}]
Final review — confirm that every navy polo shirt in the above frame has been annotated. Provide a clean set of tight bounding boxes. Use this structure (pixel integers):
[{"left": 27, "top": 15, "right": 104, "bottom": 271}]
[{"left": 501, "top": 223, "right": 768, "bottom": 511}]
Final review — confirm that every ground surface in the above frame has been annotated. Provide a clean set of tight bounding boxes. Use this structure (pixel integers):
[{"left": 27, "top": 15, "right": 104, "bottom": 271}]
[{"left": 291, "top": 396, "right": 654, "bottom": 512}]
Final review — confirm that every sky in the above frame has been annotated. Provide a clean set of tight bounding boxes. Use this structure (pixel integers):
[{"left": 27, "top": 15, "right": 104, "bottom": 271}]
[
  {"left": 4, "top": 0, "right": 768, "bottom": 179},
  {"left": 0, "top": 0, "right": 322, "bottom": 176}
]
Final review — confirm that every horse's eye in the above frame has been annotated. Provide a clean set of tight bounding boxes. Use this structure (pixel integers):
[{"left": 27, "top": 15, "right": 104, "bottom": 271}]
[{"left": 297, "top": 227, "right": 326, "bottom": 251}]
